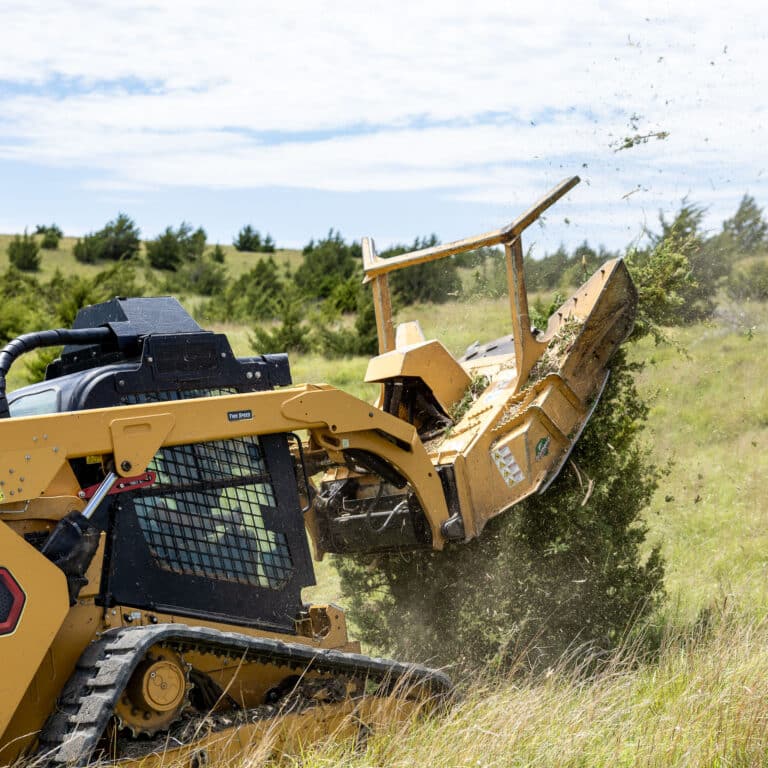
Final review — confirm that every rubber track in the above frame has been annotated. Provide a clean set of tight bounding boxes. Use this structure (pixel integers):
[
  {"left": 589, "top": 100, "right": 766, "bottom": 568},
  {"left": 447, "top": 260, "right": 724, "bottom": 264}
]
[{"left": 36, "top": 624, "right": 452, "bottom": 766}]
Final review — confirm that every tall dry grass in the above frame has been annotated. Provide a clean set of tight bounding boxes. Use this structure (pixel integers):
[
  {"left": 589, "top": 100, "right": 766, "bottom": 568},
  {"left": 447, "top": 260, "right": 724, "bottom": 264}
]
[{"left": 267, "top": 604, "right": 768, "bottom": 767}]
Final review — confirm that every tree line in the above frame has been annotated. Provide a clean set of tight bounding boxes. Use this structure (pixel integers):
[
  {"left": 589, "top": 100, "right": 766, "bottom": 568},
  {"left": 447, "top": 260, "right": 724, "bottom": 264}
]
[{"left": 3, "top": 194, "right": 767, "bottom": 360}]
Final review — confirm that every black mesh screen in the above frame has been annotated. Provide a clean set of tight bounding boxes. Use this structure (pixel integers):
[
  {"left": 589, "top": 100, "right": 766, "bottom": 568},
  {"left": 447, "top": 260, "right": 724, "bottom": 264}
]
[
  {"left": 0, "top": 578, "right": 13, "bottom": 623},
  {"left": 134, "top": 438, "right": 294, "bottom": 590},
  {"left": 124, "top": 389, "right": 294, "bottom": 591}
]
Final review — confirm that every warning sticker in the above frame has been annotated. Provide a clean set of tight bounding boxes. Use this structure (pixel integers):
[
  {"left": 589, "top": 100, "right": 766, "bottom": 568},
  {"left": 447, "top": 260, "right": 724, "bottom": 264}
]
[{"left": 491, "top": 444, "right": 525, "bottom": 486}]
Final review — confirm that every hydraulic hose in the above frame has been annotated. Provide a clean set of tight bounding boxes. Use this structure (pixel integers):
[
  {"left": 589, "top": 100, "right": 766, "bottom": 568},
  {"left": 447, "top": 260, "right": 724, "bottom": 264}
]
[{"left": 0, "top": 327, "right": 113, "bottom": 419}]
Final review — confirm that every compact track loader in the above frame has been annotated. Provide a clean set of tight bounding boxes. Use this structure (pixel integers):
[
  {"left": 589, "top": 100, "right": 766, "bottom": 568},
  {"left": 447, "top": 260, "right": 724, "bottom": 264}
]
[{"left": 0, "top": 176, "right": 637, "bottom": 766}]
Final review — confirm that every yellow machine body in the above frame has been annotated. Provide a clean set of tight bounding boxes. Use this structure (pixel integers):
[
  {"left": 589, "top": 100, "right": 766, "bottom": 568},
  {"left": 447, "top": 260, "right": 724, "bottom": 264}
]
[{"left": 0, "top": 176, "right": 636, "bottom": 767}]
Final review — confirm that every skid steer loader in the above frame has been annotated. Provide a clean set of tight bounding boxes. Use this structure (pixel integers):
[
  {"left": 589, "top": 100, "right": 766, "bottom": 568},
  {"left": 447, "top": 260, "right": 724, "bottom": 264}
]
[{"left": 0, "top": 176, "right": 637, "bottom": 766}]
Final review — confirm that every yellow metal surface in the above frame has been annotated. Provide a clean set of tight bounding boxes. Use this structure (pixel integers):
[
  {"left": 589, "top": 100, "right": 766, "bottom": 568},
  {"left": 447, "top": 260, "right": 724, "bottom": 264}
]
[
  {"left": 365, "top": 339, "right": 472, "bottom": 415},
  {"left": 0, "top": 384, "right": 450, "bottom": 545},
  {"left": 394, "top": 320, "right": 426, "bottom": 348},
  {"left": 0, "top": 495, "right": 83, "bottom": 521},
  {"left": 109, "top": 413, "right": 176, "bottom": 477},
  {"left": 362, "top": 177, "right": 579, "bottom": 281},
  {"left": 107, "top": 604, "right": 354, "bottom": 652},
  {"left": 504, "top": 237, "right": 549, "bottom": 392},
  {"left": 115, "top": 647, "right": 190, "bottom": 736},
  {"left": 426, "top": 257, "right": 636, "bottom": 538},
  {"left": 0, "top": 596, "right": 357, "bottom": 764},
  {"left": 0, "top": 522, "right": 69, "bottom": 739}
]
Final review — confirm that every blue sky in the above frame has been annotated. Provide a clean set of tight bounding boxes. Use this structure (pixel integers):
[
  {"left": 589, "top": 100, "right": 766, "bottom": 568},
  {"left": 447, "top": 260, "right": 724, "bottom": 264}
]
[{"left": 0, "top": 1, "right": 765, "bottom": 256}]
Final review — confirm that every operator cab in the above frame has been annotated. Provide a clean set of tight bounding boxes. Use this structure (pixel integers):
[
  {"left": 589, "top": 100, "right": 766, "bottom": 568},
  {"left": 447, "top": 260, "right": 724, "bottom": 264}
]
[{"left": 5, "top": 297, "right": 316, "bottom": 634}]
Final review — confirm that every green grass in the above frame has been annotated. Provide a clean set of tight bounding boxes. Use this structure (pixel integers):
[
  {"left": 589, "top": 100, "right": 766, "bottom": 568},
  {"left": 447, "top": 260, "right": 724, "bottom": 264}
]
[{"left": 634, "top": 299, "right": 768, "bottom": 620}]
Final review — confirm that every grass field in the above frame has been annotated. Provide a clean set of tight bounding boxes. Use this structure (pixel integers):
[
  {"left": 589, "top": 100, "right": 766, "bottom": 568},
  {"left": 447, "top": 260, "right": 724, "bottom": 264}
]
[{"left": 636, "top": 299, "right": 768, "bottom": 622}]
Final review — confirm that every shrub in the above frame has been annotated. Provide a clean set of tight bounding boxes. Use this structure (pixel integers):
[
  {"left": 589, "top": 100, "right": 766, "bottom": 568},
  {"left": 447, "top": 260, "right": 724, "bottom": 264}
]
[
  {"left": 146, "top": 227, "right": 181, "bottom": 270},
  {"left": 262, "top": 234, "right": 276, "bottom": 253},
  {"left": 36, "top": 224, "right": 63, "bottom": 250},
  {"left": 727, "top": 259, "right": 768, "bottom": 302},
  {"left": 233, "top": 225, "right": 262, "bottom": 252},
  {"left": 40, "top": 230, "right": 60, "bottom": 250},
  {"left": 96, "top": 213, "right": 141, "bottom": 261},
  {"left": 47, "top": 262, "right": 141, "bottom": 327},
  {"left": 471, "top": 249, "right": 508, "bottom": 298},
  {"left": 385, "top": 235, "right": 462, "bottom": 305},
  {"left": 294, "top": 230, "right": 361, "bottom": 301},
  {"left": 334, "top": 350, "right": 664, "bottom": 671},
  {"left": 0, "top": 268, "right": 50, "bottom": 344},
  {"left": 251, "top": 285, "right": 312, "bottom": 354},
  {"left": 626, "top": 235, "right": 696, "bottom": 343},
  {"left": 165, "top": 255, "right": 227, "bottom": 297},
  {"left": 73, "top": 234, "right": 103, "bottom": 263},
  {"left": 73, "top": 214, "right": 140, "bottom": 263},
  {"left": 7, "top": 231, "right": 41, "bottom": 271},
  {"left": 23, "top": 347, "right": 59, "bottom": 384},
  {"left": 209, "top": 244, "right": 226, "bottom": 264},
  {"left": 648, "top": 202, "right": 729, "bottom": 322},
  {"left": 317, "top": 287, "right": 379, "bottom": 357},
  {"left": 200, "top": 256, "right": 284, "bottom": 322},
  {"left": 234, "top": 226, "right": 276, "bottom": 253},
  {"left": 146, "top": 223, "right": 206, "bottom": 271},
  {"left": 721, "top": 194, "right": 767, "bottom": 256},
  {"left": 0, "top": 294, "right": 41, "bottom": 344}
]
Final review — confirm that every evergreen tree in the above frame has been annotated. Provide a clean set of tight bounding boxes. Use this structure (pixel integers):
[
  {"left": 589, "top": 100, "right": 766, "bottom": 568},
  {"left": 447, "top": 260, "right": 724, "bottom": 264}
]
[
  {"left": 262, "top": 234, "right": 276, "bottom": 253},
  {"left": 233, "top": 225, "right": 262, "bottom": 252},
  {"left": 251, "top": 284, "right": 311, "bottom": 353},
  {"left": 73, "top": 214, "right": 140, "bottom": 263},
  {"left": 200, "top": 257, "right": 284, "bottom": 322},
  {"left": 294, "top": 230, "right": 361, "bottom": 301},
  {"left": 36, "top": 224, "right": 63, "bottom": 250},
  {"left": 385, "top": 234, "right": 462, "bottom": 305},
  {"left": 649, "top": 201, "right": 729, "bottom": 322},
  {"left": 727, "top": 260, "right": 768, "bottom": 302},
  {"left": 209, "top": 244, "right": 226, "bottom": 264},
  {"left": 146, "top": 222, "right": 207, "bottom": 271},
  {"left": 721, "top": 194, "right": 767, "bottom": 256},
  {"left": 96, "top": 213, "right": 141, "bottom": 261},
  {"left": 7, "top": 231, "right": 41, "bottom": 271},
  {"left": 73, "top": 234, "right": 103, "bottom": 264}
]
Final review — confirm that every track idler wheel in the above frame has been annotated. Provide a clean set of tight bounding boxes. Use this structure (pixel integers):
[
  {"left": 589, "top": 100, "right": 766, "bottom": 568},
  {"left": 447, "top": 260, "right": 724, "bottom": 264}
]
[{"left": 114, "top": 646, "right": 191, "bottom": 737}]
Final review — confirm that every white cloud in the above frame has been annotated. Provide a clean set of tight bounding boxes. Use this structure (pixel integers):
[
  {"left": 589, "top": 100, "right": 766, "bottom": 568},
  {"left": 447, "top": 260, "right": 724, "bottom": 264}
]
[{"left": 0, "top": 0, "right": 765, "bottom": 247}]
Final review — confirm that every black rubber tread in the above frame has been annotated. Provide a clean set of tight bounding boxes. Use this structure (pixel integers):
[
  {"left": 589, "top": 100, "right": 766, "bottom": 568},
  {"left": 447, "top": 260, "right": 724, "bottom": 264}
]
[{"left": 37, "top": 624, "right": 452, "bottom": 766}]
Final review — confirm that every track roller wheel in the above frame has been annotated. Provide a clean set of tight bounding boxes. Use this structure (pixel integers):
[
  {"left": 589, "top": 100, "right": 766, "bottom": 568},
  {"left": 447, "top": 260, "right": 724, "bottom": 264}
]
[{"left": 114, "top": 646, "right": 191, "bottom": 737}]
